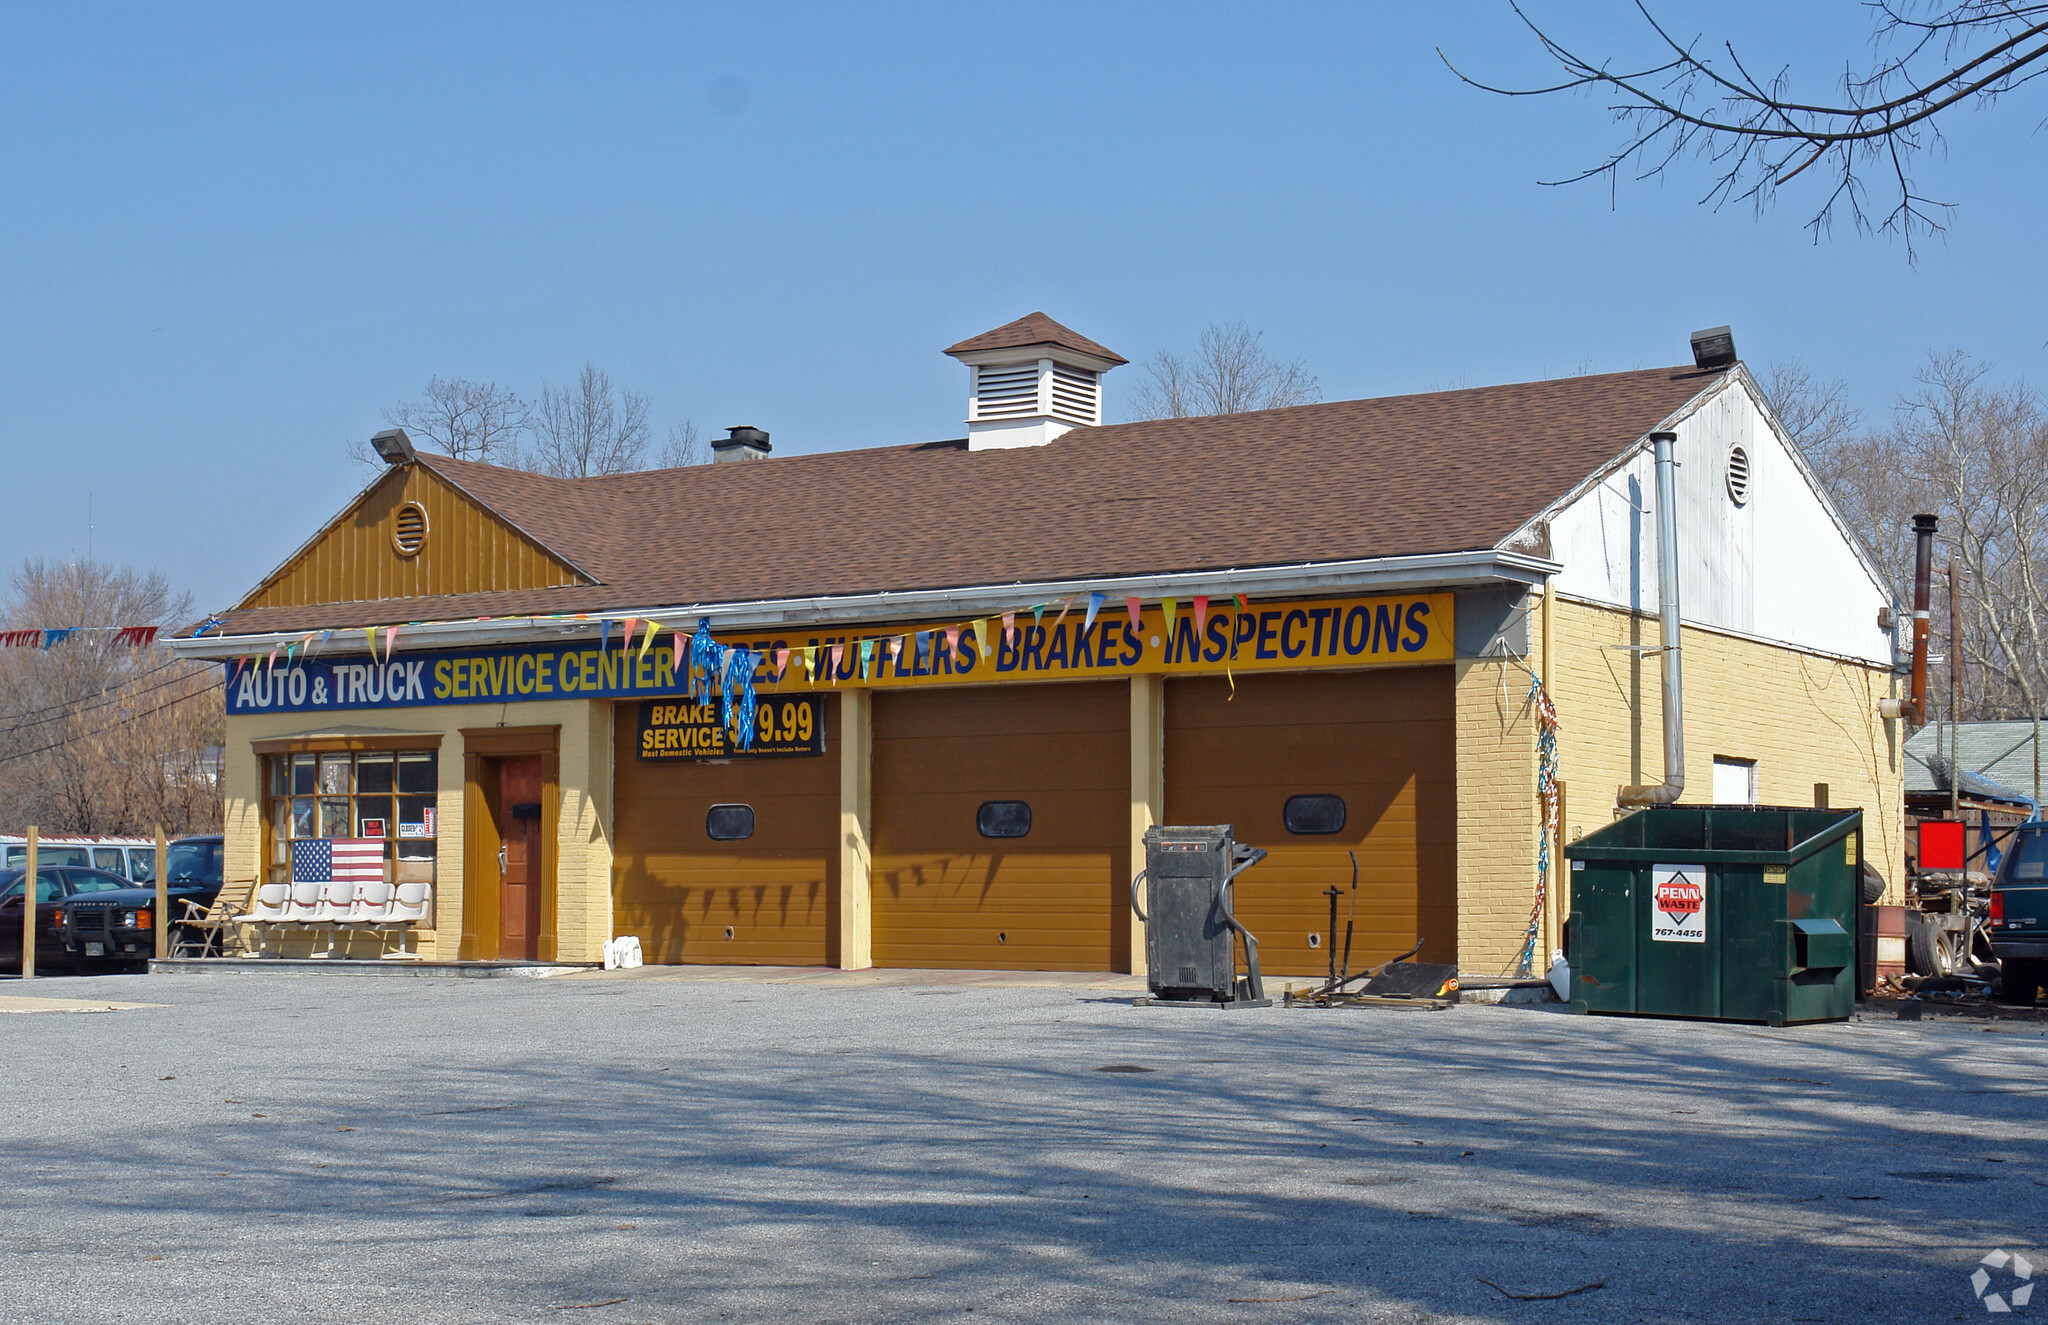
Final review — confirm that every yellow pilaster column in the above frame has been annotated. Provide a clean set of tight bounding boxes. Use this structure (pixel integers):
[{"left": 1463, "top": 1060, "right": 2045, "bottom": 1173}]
[
  {"left": 838, "top": 689, "right": 873, "bottom": 970},
  {"left": 1129, "top": 674, "right": 1164, "bottom": 975}
]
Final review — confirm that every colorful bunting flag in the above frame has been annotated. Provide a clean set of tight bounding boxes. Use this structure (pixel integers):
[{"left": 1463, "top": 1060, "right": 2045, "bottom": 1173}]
[
  {"left": 1053, "top": 597, "right": 1074, "bottom": 630},
  {"left": 972, "top": 619, "right": 992, "bottom": 657},
  {"left": 775, "top": 646, "right": 791, "bottom": 679},
  {"left": 1236, "top": 593, "right": 1250, "bottom": 611},
  {"left": 802, "top": 644, "right": 817, "bottom": 683},
  {"left": 363, "top": 626, "right": 377, "bottom": 656},
  {"left": 673, "top": 627, "right": 686, "bottom": 677},
  {"left": 1031, "top": 603, "right": 1045, "bottom": 624},
  {"left": 1162, "top": 598, "right": 1178, "bottom": 637},
  {"left": 621, "top": 618, "right": 639, "bottom": 654},
  {"left": 599, "top": 619, "right": 611, "bottom": 653},
  {"left": 1003, "top": 611, "right": 1017, "bottom": 645},
  {"left": 944, "top": 624, "right": 961, "bottom": 658},
  {"left": 1082, "top": 592, "right": 1104, "bottom": 631},
  {"left": 1124, "top": 596, "right": 1142, "bottom": 632},
  {"left": 638, "top": 621, "right": 660, "bottom": 660},
  {"left": 858, "top": 638, "right": 874, "bottom": 677},
  {"left": 384, "top": 625, "right": 399, "bottom": 664},
  {"left": 829, "top": 642, "right": 844, "bottom": 679}
]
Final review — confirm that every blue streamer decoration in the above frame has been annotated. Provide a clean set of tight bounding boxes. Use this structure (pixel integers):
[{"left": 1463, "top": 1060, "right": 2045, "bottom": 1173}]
[
  {"left": 722, "top": 646, "right": 758, "bottom": 749},
  {"left": 687, "top": 618, "right": 718, "bottom": 705}
]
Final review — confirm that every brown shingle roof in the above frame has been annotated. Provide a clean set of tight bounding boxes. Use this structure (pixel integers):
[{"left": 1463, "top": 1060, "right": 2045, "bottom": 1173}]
[
  {"left": 201, "top": 365, "right": 1724, "bottom": 636},
  {"left": 944, "top": 312, "right": 1128, "bottom": 366}
]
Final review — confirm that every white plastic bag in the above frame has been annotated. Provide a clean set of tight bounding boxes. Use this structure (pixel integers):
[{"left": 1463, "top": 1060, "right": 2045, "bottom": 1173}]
[
  {"left": 1547, "top": 949, "right": 1571, "bottom": 1002},
  {"left": 612, "top": 935, "right": 643, "bottom": 970},
  {"left": 602, "top": 938, "right": 620, "bottom": 971}
]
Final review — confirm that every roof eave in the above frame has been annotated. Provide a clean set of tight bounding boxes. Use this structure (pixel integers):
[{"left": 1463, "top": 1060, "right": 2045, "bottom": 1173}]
[{"left": 165, "top": 549, "right": 1557, "bottom": 660}]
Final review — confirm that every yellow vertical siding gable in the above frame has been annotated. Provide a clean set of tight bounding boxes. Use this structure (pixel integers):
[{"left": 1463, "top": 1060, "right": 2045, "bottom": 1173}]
[{"left": 238, "top": 463, "right": 590, "bottom": 609}]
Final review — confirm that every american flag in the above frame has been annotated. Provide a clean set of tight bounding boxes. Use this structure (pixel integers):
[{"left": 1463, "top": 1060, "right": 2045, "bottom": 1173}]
[{"left": 291, "top": 838, "right": 385, "bottom": 887}]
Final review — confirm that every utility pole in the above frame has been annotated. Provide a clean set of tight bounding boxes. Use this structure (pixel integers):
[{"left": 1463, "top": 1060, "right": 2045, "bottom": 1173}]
[{"left": 1949, "top": 561, "right": 1962, "bottom": 823}]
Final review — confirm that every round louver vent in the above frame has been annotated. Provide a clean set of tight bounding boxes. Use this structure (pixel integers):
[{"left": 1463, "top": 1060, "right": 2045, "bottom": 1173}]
[
  {"left": 392, "top": 502, "right": 429, "bottom": 557},
  {"left": 1726, "top": 444, "right": 1750, "bottom": 506}
]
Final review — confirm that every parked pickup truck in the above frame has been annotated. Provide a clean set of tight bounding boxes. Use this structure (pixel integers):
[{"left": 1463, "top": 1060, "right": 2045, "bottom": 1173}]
[
  {"left": 57, "top": 834, "right": 225, "bottom": 968},
  {"left": 1990, "top": 823, "right": 2048, "bottom": 1003}
]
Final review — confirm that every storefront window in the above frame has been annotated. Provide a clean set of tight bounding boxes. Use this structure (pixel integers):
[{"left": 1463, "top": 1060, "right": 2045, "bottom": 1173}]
[{"left": 265, "top": 749, "right": 439, "bottom": 880}]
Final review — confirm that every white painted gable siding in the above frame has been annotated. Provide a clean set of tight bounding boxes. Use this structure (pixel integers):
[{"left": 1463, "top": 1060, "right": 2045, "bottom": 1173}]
[{"left": 1543, "top": 373, "right": 1894, "bottom": 666}]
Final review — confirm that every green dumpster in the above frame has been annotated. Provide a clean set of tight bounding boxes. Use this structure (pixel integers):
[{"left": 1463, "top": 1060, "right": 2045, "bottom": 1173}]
[{"left": 1563, "top": 806, "right": 1862, "bottom": 1026}]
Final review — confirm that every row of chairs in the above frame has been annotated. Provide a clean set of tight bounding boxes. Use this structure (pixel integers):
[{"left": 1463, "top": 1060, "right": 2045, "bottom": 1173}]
[{"left": 243, "top": 879, "right": 434, "bottom": 958}]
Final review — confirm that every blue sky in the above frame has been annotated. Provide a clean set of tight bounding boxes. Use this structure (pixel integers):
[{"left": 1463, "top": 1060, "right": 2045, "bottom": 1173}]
[{"left": 2, "top": 3, "right": 2041, "bottom": 614}]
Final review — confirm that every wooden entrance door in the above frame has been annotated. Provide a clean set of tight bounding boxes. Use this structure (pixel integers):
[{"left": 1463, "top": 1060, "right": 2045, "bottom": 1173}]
[{"left": 499, "top": 756, "right": 544, "bottom": 959}]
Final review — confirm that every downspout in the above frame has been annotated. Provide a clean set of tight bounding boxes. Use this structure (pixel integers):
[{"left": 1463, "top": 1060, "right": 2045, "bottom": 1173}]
[{"left": 1619, "top": 431, "right": 1684, "bottom": 806}]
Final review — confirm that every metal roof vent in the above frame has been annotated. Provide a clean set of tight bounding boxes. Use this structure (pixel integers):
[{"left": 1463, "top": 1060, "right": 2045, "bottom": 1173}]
[
  {"left": 714, "top": 425, "right": 772, "bottom": 463},
  {"left": 1726, "top": 443, "right": 1751, "bottom": 506}
]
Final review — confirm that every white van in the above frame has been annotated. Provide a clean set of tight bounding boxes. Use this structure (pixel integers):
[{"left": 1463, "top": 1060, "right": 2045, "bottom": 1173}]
[{"left": 0, "top": 834, "right": 159, "bottom": 882}]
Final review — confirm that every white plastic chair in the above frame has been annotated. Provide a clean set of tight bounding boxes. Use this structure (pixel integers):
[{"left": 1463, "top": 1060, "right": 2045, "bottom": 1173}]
[
  {"left": 310, "top": 879, "right": 355, "bottom": 955},
  {"left": 245, "top": 881, "right": 290, "bottom": 956},
  {"left": 380, "top": 882, "right": 433, "bottom": 958}
]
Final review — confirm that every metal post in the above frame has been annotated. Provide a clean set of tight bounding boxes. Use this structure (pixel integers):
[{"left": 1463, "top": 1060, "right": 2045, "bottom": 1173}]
[
  {"left": 1950, "top": 562, "right": 1962, "bottom": 822},
  {"left": 154, "top": 826, "right": 169, "bottom": 962},
  {"left": 20, "top": 826, "right": 35, "bottom": 981}
]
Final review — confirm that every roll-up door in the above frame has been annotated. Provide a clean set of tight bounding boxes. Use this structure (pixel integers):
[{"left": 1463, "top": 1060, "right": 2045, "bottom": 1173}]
[
  {"left": 611, "top": 697, "right": 839, "bottom": 966},
  {"left": 1164, "top": 668, "right": 1455, "bottom": 976},
  {"left": 872, "top": 681, "right": 1129, "bottom": 971}
]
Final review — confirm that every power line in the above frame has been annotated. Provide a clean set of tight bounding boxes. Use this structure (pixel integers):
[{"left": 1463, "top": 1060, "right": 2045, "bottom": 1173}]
[
  {"left": 0, "top": 677, "right": 223, "bottom": 767},
  {"left": 0, "top": 656, "right": 216, "bottom": 737}
]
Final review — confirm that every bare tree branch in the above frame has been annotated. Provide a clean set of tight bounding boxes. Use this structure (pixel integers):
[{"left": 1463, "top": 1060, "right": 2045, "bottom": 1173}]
[
  {"left": 657, "top": 419, "right": 708, "bottom": 468},
  {"left": 1445, "top": 2, "right": 2048, "bottom": 256},
  {"left": 527, "top": 363, "right": 653, "bottom": 478},
  {"left": 1127, "top": 322, "right": 1322, "bottom": 421},
  {"left": 355, "top": 377, "right": 529, "bottom": 468}
]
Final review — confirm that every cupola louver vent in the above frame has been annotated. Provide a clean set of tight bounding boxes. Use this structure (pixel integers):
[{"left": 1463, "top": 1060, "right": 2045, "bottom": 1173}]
[
  {"left": 974, "top": 364, "right": 1042, "bottom": 419},
  {"left": 1049, "top": 365, "right": 1100, "bottom": 426}
]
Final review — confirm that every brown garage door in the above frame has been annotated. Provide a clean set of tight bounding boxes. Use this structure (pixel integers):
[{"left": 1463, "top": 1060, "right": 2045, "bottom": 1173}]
[
  {"left": 611, "top": 698, "right": 839, "bottom": 966},
  {"left": 1164, "top": 668, "right": 1455, "bottom": 977},
  {"left": 872, "top": 681, "right": 1129, "bottom": 971}
]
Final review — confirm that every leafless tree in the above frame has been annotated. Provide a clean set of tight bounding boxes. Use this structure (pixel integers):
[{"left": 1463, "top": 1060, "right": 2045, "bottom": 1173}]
[
  {"left": 1765, "top": 358, "right": 1864, "bottom": 471},
  {"left": 526, "top": 363, "right": 653, "bottom": 478},
  {"left": 658, "top": 419, "right": 709, "bottom": 468},
  {"left": 1127, "top": 322, "right": 1322, "bottom": 420},
  {"left": 1445, "top": 3, "right": 2048, "bottom": 254},
  {"left": 0, "top": 560, "right": 222, "bottom": 835},
  {"left": 376, "top": 377, "right": 530, "bottom": 466},
  {"left": 1814, "top": 352, "right": 2048, "bottom": 721}
]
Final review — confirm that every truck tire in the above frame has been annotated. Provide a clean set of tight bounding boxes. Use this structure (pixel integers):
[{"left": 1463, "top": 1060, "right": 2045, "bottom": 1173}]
[
  {"left": 1859, "top": 864, "right": 1887, "bottom": 906},
  {"left": 1906, "top": 913, "right": 1951, "bottom": 977},
  {"left": 1998, "top": 959, "right": 2040, "bottom": 1005}
]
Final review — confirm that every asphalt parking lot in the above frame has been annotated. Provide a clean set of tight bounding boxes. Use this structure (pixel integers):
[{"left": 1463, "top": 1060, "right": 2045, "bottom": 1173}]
[{"left": 0, "top": 970, "right": 2042, "bottom": 1324}]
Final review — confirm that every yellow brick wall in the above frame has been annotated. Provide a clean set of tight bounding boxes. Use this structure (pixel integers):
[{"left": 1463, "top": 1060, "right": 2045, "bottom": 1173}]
[
  {"left": 220, "top": 698, "right": 613, "bottom": 961},
  {"left": 1453, "top": 658, "right": 1542, "bottom": 976},
  {"left": 1547, "top": 596, "right": 1906, "bottom": 901}
]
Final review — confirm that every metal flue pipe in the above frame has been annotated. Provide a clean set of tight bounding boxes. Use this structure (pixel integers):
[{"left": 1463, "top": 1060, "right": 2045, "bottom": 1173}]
[
  {"left": 1910, "top": 513, "right": 1937, "bottom": 726},
  {"left": 1620, "top": 431, "right": 1685, "bottom": 807}
]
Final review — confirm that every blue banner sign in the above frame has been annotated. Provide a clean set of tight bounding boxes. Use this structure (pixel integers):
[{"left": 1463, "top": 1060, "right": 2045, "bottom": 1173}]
[{"left": 225, "top": 640, "right": 708, "bottom": 715}]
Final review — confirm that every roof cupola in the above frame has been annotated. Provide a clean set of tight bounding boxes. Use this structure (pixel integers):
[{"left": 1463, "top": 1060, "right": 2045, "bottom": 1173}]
[{"left": 943, "top": 312, "right": 1126, "bottom": 450}]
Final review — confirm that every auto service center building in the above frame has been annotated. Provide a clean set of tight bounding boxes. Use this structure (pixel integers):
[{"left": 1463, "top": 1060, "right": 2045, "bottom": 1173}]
[{"left": 173, "top": 314, "right": 1908, "bottom": 976}]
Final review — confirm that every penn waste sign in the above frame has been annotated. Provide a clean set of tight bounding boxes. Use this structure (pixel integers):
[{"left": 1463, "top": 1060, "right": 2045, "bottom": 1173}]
[
  {"left": 1651, "top": 864, "right": 1706, "bottom": 943},
  {"left": 223, "top": 592, "right": 1453, "bottom": 716}
]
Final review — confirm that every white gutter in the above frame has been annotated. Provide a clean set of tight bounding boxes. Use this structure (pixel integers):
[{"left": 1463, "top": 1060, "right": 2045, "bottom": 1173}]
[{"left": 166, "top": 549, "right": 1559, "bottom": 660}]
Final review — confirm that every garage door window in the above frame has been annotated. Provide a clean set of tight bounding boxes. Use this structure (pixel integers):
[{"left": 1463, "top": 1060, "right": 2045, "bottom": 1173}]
[
  {"left": 977, "top": 801, "right": 1032, "bottom": 838},
  {"left": 1283, "top": 794, "right": 1347, "bottom": 835},
  {"left": 706, "top": 804, "right": 755, "bottom": 841}
]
